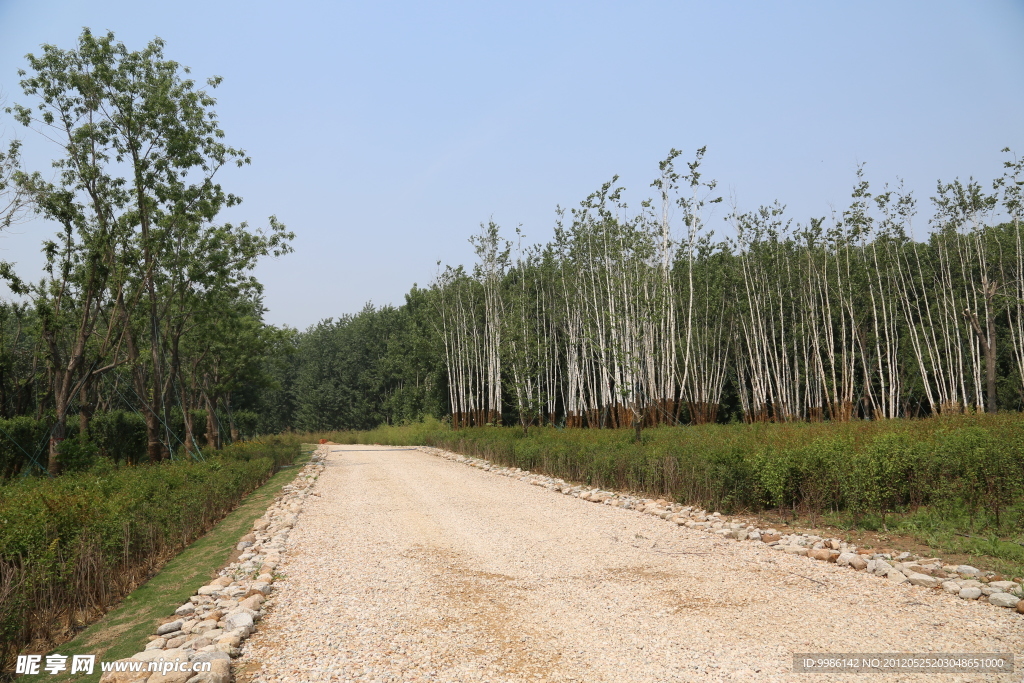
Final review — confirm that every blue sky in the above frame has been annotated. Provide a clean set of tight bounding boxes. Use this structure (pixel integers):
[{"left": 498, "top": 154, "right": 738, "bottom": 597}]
[{"left": 0, "top": 0, "right": 1022, "bottom": 328}]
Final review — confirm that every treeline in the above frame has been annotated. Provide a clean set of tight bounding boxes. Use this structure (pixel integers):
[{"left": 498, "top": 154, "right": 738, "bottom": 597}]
[
  {"left": 6, "top": 34, "right": 1024, "bottom": 460},
  {"left": 0, "top": 410, "right": 271, "bottom": 478},
  {"left": 268, "top": 147, "right": 1024, "bottom": 434},
  {"left": 0, "top": 29, "right": 293, "bottom": 476},
  {"left": 254, "top": 296, "right": 446, "bottom": 434}
]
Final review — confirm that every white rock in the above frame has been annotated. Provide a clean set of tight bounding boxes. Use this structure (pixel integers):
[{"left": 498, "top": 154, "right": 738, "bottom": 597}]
[
  {"left": 989, "top": 581, "right": 1020, "bottom": 592},
  {"left": 988, "top": 592, "right": 1020, "bottom": 608},
  {"left": 185, "top": 659, "right": 231, "bottom": 683},
  {"left": 886, "top": 568, "right": 908, "bottom": 584},
  {"left": 225, "top": 606, "right": 257, "bottom": 620},
  {"left": 958, "top": 587, "right": 982, "bottom": 599},
  {"left": 224, "top": 611, "right": 254, "bottom": 631},
  {"left": 956, "top": 565, "right": 981, "bottom": 576},
  {"left": 941, "top": 581, "right": 961, "bottom": 594},
  {"left": 131, "top": 648, "right": 186, "bottom": 663},
  {"left": 191, "top": 619, "right": 218, "bottom": 634},
  {"left": 156, "top": 620, "right": 184, "bottom": 636},
  {"left": 192, "top": 651, "right": 231, "bottom": 665},
  {"left": 905, "top": 572, "right": 940, "bottom": 588},
  {"left": 836, "top": 552, "right": 858, "bottom": 567}
]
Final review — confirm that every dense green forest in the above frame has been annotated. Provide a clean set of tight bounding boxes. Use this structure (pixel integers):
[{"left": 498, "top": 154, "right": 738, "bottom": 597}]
[{"left": 2, "top": 30, "right": 1024, "bottom": 481}]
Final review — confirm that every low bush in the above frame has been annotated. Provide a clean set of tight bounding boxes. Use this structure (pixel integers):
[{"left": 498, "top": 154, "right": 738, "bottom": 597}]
[
  {"left": 0, "top": 436, "right": 299, "bottom": 672},
  {"left": 0, "top": 416, "right": 53, "bottom": 478},
  {"left": 88, "top": 411, "right": 148, "bottom": 465},
  {"left": 0, "top": 409, "right": 240, "bottom": 478}
]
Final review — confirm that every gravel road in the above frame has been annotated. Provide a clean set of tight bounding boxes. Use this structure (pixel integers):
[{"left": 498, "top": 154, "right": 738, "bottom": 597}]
[{"left": 237, "top": 445, "right": 1022, "bottom": 682}]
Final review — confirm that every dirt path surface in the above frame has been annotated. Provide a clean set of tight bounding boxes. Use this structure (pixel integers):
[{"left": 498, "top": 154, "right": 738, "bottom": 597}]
[{"left": 237, "top": 445, "right": 1022, "bottom": 682}]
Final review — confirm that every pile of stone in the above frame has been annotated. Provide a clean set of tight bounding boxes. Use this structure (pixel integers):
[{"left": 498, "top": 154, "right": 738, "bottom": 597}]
[
  {"left": 99, "top": 447, "right": 328, "bottom": 683},
  {"left": 420, "top": 446, "right": 1024, "bottom": 617}
]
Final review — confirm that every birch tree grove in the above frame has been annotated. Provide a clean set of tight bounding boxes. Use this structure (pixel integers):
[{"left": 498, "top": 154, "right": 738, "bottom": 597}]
[
  {"left": 432, "top": 148, "right": 1024, "bottom": 430},
  {"left": 999, "top": 150, "right": 1024, "bottom": 401}
]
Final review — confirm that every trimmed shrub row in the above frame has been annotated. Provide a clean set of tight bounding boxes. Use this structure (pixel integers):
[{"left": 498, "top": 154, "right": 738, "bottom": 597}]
[
  {"left": 0, "top": 436, "right": 299, "bottom": 672},
  {"left": 0, "top": 409, "right": 262, "bottom": 479}
]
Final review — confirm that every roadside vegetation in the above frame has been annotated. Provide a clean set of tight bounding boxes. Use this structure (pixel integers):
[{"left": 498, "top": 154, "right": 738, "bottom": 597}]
[
  {"left": 0, "top": 437, "right": 306, "bottom": 674},
  {"left": 29, "top": 445, "right": 313, "bottom": 683}
]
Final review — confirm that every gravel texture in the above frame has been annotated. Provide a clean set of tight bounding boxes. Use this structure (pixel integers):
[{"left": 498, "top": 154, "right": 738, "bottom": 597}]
[{"left": 237, "top": 445, "right": 1023, "bottom": 682}]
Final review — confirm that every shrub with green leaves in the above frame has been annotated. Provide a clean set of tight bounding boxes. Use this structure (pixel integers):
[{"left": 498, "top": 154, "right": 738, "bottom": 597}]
[
  {"left": 54, "top": 436, "right": 98, "bottom": 472},
  {"left": 88, "top": 411, "right": 148, "bottom": 465},
  {"left": 0, "top": 437, "right": 297, "bottom": 672},
  {"left": 0, "top": 416, "right": 51, "bottom": 478}
]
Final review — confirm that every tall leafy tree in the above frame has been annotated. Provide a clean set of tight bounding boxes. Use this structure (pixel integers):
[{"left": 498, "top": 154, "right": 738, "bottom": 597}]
[{"left": 9, "top": 29, "right": 291, "bottom": 464}]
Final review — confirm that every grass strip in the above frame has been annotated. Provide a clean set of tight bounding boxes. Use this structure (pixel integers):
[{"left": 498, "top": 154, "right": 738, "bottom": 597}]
[{"left": 22, "top": 449, "right": 312, "bottom": 683}]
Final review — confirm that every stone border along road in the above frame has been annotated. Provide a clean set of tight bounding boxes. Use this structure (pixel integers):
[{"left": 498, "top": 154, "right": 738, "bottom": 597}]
[{"left": 109, "top": 444, "right": 1022, "bottom": 682}]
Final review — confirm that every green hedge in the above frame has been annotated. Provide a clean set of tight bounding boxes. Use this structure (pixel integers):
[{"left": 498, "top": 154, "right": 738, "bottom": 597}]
[
  {"left": 0, "top": 409, "right": 242, "bottom": 478},
  {"left": 0, "top": 436, "right": 298, "bottom": 672},
  {"left": 0, "top": 416, "right": 51, "bottom": 478},
  {"left": 88, "top": 411, "right": 148, "bottom": 465}
]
